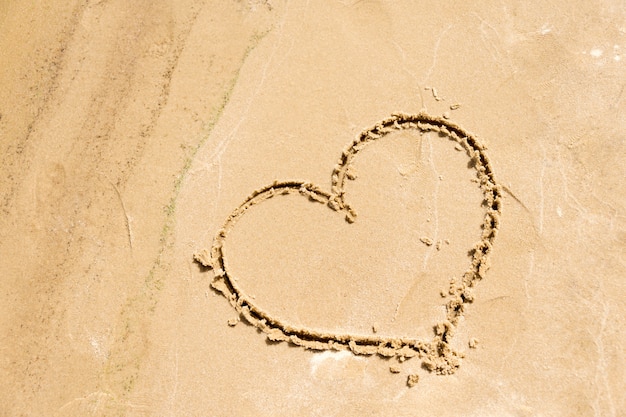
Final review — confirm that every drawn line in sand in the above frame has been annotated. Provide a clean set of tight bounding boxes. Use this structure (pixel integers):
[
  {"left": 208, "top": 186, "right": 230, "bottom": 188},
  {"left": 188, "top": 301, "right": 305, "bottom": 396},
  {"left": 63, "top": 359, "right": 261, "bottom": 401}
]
[{"left": 194, "top": 112, "right": 502, "bottom": 375}]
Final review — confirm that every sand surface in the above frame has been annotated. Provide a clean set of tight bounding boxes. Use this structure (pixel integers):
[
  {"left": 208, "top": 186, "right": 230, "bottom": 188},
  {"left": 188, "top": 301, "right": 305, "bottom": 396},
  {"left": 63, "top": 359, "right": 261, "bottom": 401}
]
[{"left": 1, "top": 1, "right": 625, "bottom": 416}]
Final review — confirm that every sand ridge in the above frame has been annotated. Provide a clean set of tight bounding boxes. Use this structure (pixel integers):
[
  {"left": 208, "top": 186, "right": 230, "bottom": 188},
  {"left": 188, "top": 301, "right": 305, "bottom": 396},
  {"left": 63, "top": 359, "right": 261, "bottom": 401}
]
[{"left": 194, "top": 112, "right": 502, "bottom": 375}]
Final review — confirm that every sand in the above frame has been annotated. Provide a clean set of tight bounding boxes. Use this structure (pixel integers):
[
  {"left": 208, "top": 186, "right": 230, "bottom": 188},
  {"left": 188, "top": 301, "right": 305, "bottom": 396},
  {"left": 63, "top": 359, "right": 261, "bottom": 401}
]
[{"left": 1, "top": 1, "right": 625, "bottom": 416}]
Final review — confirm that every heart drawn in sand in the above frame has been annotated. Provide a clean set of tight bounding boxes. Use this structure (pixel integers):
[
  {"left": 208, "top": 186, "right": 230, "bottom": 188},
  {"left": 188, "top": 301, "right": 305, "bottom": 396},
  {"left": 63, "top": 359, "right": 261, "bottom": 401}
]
[{"left": 194, "top": 112, "right": 502, "bottom": 374}]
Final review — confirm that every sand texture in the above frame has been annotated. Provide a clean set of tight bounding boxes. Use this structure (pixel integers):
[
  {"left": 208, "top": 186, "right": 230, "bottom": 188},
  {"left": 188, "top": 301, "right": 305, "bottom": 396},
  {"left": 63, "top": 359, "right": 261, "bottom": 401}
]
[{"left": 1, "top": 1, "right": 625, "bottom": 416}]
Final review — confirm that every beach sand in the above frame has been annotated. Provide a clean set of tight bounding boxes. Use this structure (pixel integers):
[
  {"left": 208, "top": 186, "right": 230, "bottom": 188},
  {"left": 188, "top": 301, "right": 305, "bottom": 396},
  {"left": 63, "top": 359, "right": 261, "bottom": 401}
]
[{"left": 1, "top": 1, "right": 625, "bottom": 415}]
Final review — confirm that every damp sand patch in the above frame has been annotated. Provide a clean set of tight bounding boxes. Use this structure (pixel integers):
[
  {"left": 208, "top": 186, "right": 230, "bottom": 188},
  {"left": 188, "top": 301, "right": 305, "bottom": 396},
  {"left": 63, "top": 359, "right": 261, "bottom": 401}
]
[{"left": 194, "top": 112, "right": 502, "bottom": 375}]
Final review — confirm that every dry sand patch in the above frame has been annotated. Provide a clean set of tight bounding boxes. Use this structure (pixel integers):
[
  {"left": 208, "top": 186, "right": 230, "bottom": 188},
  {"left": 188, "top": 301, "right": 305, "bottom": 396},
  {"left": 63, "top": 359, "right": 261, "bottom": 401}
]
[{"left": 1, "top": 0, "right": 625, "bottom": 416}]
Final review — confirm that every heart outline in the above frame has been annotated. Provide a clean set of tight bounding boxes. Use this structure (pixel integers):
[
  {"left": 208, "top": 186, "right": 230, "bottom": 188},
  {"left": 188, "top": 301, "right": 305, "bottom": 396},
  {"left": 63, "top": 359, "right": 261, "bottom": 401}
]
[{"left": 195, "top": 112, "right": 502, "bottom": 374}]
